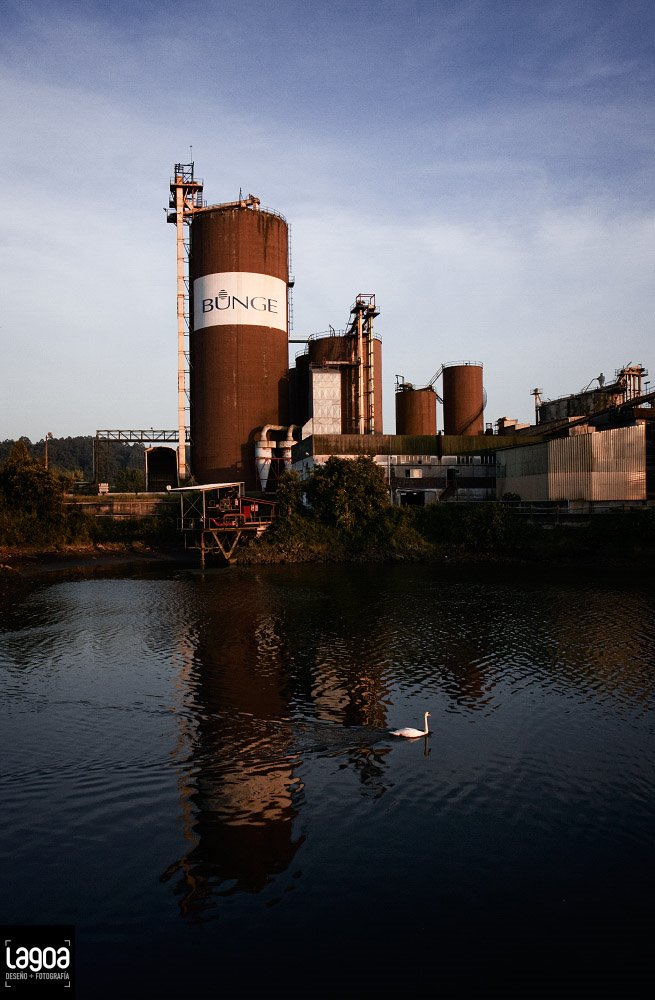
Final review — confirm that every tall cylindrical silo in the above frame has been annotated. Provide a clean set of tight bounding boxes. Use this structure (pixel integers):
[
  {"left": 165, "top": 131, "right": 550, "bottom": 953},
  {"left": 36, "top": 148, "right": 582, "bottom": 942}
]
[
  {"left": 442, "top": 363, "right": 484, "bottom": 436},
  {"left": 189, "top": 203, "right": 289, "bottom": 485},
  {"left": 395, "top": 386, "right": 437, "bottom": 436}
]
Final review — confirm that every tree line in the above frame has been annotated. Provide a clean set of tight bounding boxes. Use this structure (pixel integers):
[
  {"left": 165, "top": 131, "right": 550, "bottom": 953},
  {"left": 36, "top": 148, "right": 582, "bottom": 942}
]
[
  {"left": 0, "top": 436, "right": 146, "bottom": 490},
  {"left": 0, "top": 441, "right": 173, "bottom": 548},
  {"left": 242, "top": 456, "right": 655, "bottom": 566},
  {"left": 1, "top": 446, "right": 653, "bottom": 562}
]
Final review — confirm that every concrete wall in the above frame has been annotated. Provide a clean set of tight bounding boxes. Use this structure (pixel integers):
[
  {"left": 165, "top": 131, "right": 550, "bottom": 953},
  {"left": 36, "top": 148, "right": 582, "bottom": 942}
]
[{"left": 65, "top": 495, "right": 178, "bottom": 518}]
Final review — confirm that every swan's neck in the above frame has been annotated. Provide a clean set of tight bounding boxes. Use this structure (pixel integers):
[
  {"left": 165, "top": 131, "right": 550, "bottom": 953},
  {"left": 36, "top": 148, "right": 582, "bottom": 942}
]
[{"left": 423, "top": 712, "right": 429, "bottom": 734}]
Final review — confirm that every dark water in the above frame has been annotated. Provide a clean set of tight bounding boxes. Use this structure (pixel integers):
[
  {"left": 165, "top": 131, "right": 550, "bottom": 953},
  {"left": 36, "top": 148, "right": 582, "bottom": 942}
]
[{"left": 1, "top": 564, "right": 653, "bottom": 998}]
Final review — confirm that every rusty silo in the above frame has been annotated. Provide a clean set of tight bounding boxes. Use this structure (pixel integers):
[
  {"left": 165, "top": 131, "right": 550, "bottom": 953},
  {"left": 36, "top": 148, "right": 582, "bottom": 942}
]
[
  {"left": 189, "top": 196, "right": 290, "bottom": 486},
  {"left": 442, "top": 362, "right": 484, "bottom": 436},
  {"left": 364, "top": 336, "right": 383, "bottom": 434},
  {"left": 395, "top": 384, "right": 437, "bottom": 436},
  {"left": 302, "top": 329, "right": 383, "bottom": 434}
]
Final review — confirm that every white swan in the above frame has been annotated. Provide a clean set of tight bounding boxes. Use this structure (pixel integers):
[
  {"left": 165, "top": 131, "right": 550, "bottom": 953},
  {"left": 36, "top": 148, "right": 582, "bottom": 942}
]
[{"left": 390, "top": 711, "right": 431, "bottom": 739}]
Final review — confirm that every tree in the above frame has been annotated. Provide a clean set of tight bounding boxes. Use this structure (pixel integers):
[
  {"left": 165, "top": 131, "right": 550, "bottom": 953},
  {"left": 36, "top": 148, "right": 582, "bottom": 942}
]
[
  {"left": 305, "top": 456, "right": 389, "bottom": 533},
  {"left": 0, "top": 441, "right": 66, "bottom": 537},
  {"left": 275, "top": 469, "right": 304, "bottom": 519},
  {"left": 114, "top": 468, "right": 146, "bottom": 493}
]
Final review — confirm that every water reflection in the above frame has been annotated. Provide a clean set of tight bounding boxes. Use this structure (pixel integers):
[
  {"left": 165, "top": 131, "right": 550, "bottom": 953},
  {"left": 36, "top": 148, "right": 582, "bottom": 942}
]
[
  {"left": 155, "top": 565, "right": 655, "bottom": 919},
  {"left": 1, "top": 564, "right": 654, "bottom": 997},
  {"left": 162, "top": 578, "right": 305, "bottom": 915},
  {"left": 161, "top": 571, "right": 405, "bottom": 915}
]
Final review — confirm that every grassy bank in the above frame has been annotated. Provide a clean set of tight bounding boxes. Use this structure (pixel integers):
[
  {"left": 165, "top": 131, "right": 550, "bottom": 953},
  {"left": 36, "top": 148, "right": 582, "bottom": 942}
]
[{"left": 239, "top": 501, "right": 655, "bottom": 569}]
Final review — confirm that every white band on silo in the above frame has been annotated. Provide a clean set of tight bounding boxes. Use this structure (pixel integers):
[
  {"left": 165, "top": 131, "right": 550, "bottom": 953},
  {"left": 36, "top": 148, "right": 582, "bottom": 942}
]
[{"left": 193, "top": 272, "right": 288, "bottom": 332}]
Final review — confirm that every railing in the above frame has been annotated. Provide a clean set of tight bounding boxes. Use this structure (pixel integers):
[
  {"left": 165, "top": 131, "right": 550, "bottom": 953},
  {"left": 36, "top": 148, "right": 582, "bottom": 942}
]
[{"left": 179, "top": 513, "right": 275, "bottom": 532}]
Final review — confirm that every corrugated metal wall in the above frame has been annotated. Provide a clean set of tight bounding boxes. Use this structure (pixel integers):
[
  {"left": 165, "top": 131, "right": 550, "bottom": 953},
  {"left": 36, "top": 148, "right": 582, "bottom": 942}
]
[
  {"left": 310, "top": 369, "right": 342, "bottom": 435},
  {"left": 497, "top": 426, "right": 646, "bottom": 501},
  {"left": 548, "top": 435, "right": 592, "bottom": 500},
  {"left": 589, "top": 425, "right": 646, "bottom": 500}
]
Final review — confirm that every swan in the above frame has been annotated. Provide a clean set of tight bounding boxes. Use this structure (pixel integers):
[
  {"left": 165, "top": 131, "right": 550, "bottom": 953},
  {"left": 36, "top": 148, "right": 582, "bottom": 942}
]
[{"left": 390, "top": 711, "right": 431, "bottom": 739}]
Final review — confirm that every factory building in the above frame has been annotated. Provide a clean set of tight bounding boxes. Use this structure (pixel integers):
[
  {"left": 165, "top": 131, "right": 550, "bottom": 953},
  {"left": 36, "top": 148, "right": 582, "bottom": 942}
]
[
  {"left": 291, "top": 434, "right": 525, "bottom": 505},
  {"left": 292, "top": 361, "right": 654, "bottom": 505},
  {"left": 162, "top": 163, "right": 652, "bottom": 507},
  {"left": 166, "top": 166, "right": 507, "bottom": 498},
  {"left": 496, "top": 425, "right": 647, "bottom": 503},
  {"left": 289, "top": 296, "right": 383, "bottom": 436},
  {"left": 292, "top": 360, "right": 498, "bottom": 503},
  {"left": 535, "top": 365, "right": 647, "bottom": 426},
  {"left": 494, "top": 365, "right": 654, "bottom": 502}
]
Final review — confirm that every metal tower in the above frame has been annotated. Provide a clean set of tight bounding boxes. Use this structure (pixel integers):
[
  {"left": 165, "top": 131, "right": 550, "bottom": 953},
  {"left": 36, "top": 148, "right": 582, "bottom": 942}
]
[
  {"left": 167, "top": 163, "right": 204, "bottom": 481},
  {"left": 348, "top": 294, "right": 379, "bottom": 434}
]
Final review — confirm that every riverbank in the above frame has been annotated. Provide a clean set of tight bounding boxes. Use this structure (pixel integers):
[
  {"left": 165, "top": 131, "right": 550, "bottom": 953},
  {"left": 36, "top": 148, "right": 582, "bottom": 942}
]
[
  {"left": 1, "top": 531, "right": 650, "bottom": 590},
  {"left": 1, "top": 501, "right": 653, "bottom": 585},
  {"left": 0, "top": 541, "right": 196, "bottom": 584}
]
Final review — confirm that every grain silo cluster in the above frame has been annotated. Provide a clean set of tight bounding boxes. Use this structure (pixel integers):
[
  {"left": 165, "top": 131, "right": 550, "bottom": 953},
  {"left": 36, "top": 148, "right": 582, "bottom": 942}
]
[
  {"left": 157, "top": 161, "right": 653, "bottom": 512},
  {"left": 168, "top": 164, "right": 495, "bottom": 491}
]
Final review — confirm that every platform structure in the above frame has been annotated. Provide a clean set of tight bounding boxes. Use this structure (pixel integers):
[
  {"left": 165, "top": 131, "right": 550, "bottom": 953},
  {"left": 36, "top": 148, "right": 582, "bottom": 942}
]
[
  {"left": 170, "top": 482, "right": 275, "bottom": 566},
  {"left": 94, "top": 429, "right": 189, "bottom": 486}
]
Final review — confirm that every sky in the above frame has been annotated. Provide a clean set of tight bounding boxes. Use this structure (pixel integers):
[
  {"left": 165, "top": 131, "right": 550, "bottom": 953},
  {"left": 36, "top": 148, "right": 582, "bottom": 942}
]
[{"left": 2, "top": 0, "right": 654, "bottom": 442}]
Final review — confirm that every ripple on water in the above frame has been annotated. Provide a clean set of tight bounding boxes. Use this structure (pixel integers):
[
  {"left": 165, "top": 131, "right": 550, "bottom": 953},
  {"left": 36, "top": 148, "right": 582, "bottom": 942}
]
[{"left": 1, "top": 566, "right": 654, "bottom": 990}]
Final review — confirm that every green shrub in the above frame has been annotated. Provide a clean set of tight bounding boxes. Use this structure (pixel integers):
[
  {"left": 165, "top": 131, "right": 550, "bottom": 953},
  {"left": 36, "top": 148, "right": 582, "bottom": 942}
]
[{"left": 415, "top": 502, "right": 527, "bottom": 552}]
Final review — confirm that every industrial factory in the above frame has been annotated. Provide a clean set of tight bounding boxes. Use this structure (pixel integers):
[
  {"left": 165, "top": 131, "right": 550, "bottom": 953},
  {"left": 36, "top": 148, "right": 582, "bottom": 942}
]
[{"left": 96, "top": 163, "right": 654, "bottom": 520}]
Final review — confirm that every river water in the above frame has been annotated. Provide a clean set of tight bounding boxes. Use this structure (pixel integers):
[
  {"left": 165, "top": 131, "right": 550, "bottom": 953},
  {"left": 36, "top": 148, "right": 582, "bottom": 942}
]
[{"left": 1, "top": 563, "right": 653, "bottom": 998}]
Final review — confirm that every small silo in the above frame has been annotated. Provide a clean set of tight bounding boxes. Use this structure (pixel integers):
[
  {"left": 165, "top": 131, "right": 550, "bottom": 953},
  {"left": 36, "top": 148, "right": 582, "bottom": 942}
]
[
  {"left": 301, "top": 332, "right": 383, "bottom": 434},
  {"left": 442, "top": 362, "right": 484, "bottom": 436},
  {"left": 395, "top": 384, "right": 437, "bottom": 436},
  {"left": 308, "top": 335, "right": 352, "bottom": 433},
  {"left": 189, "top": 199, "right": 290, "bottom": 486}
]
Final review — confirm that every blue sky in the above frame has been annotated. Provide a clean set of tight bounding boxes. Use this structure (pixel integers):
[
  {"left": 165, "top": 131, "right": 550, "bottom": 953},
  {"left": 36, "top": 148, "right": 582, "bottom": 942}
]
[{"left": 2, "top": 0, "right": 654, "bottom": 441}]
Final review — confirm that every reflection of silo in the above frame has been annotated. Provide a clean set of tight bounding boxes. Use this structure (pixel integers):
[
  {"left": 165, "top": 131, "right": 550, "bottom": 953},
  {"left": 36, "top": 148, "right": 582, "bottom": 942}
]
[
  {"left": 395, "top": 386, "right": 437, "bottom": 435},
  {"left": 162, "top": 575, "right": 303, "bottom": 914},
  {"left": 189, "top": 203, "right": 289, "bottom": 486},
  {"left": 442, "top": 362, "right": 484, "bottom": 435}
]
